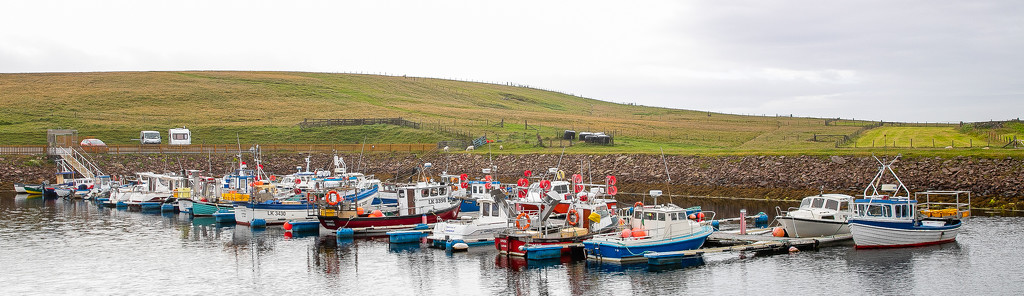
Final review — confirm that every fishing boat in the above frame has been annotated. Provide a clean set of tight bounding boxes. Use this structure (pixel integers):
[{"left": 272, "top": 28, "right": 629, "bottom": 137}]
[
  {"left": 513, "top": 170, "right": 619, "bottom": 215},
  {"left": 775, "top": 193, "right": 854, "bottom": 237},
  {"left": 583, "top": 192, "right": 715, "bottom": 263},
  {"left": 848, "top": 156, "right": 971, "bottom": 249},
  {"left": 426, "top": 188, "right": 512, "bottom": 248},
  {"left": 315, "top": 181, "right": 461, "bottom": 235},
  {"left": 494, "top": 184, "right": 622, "bottom": 258},
  {"left": 234, "top": 184, "right": 315, "bottom": 226}
]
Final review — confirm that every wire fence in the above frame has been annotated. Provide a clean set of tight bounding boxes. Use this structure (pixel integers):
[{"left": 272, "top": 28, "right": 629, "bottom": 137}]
[{"left": 0, "top": 143, "right": 437, "bottom": 155}]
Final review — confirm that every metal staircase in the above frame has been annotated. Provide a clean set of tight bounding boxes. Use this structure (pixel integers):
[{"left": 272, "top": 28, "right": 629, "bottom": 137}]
[{"left": 51, "top": 147, "right": 103, "bottom": 179}]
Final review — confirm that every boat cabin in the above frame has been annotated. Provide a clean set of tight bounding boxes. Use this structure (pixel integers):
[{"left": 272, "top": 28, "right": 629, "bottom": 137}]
[
  {"left": 852, "top": 198, "right": 917, "bottom": 221},
  {"left": 630, "top": 205, "right": 703, "bottom": 239},
  {"left": 395, "top": 182, "right": 455, "bottom": 216}
]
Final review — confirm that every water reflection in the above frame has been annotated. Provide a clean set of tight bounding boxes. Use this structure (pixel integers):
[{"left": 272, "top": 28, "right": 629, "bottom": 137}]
[{"left": 2, "top": 191, "right": 1024, "bottom": 295}]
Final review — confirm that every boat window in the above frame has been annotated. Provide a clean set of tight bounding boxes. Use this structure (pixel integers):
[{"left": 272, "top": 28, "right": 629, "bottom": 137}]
[
  {"left": 839, "top": 201, "right": 848, "bottom": 211},
  {"left": 668, "top": 213, "right": 676, "bottom": 220},
  {"left": 644, "top": 212, "right": 657, "bottom": 221},
  {"left": 554, "top": 185, "right": 568, "bottom": 194},
  {"left": 865, "top": 204, "right": 887, "bottom": 217},
  {"left": 482, "top": 203, "right": 491, "bottom": 216},
  {"left": 431, "top": 188, "right": 439, "bottom": 196},
  {"left": 812, "top": 198, "right": 825, "bottom": 209},
  {"left": 421, "top": 189, "right": 429, "bottom": 197},
  {"left": 658, "top": 213, "right": 666, "bottom": 221},
  {"left": 398, "top": 190, "right": 405, "bottom": 198},
  {"left": 634, "top": 210, "right": 642, "bottom": 219},
  {"left": 439, "top": 187, "right": 447, "bottom": 195},
  {"left": 825, "top": 200, "right": 839, "bottom": 211},
  {"left": 800, "top": 198, "right": 812, "bottom": 208}
]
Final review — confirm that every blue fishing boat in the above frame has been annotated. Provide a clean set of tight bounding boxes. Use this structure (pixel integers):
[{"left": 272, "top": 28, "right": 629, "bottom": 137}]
[{"left": 583, "top": 195, "right": 714, "bottom": 263}]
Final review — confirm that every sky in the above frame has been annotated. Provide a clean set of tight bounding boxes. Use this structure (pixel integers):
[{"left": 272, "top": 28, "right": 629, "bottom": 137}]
[{"left": 1, "top": 0, "right": 1021, "bottom": 122}]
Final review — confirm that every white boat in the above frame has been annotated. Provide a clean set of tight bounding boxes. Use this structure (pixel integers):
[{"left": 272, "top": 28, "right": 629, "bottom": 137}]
[
  {"left": 584, "top": 196, "right": 715, "bottom": 263},
  {"left": 234, "top": 184, "right": 315, "bottom": 226},
  {"left": 848, "top": 156, "right": 971, "bottom": 249},
  {"left": 776, "top": 193, "right": 854, "bottom": 237},
  {"left": 426, "top": 189, "right": 512, "bottom": 248}
]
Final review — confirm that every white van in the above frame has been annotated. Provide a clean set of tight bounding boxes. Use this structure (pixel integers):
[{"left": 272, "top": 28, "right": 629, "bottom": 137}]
[
  {"left": 140, "top": 131, "right": 161, "bottom": 144},
  {"left": 169, "top": 127, "right": 191, "bottom": 145}
]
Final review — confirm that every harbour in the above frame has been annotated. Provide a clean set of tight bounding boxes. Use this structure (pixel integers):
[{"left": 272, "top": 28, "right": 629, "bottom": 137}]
[{"left": 3, "top": 191, "right": 1022, "bottom": 295}]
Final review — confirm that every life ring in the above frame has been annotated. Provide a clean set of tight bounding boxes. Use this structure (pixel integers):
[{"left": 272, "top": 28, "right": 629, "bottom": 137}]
[
  {"left": 633, "top": 201, "right": 643, "bottom": 209},
  {"left": 460, "top": 173, "right": 468, "bottom": 181},
  {"left": 293, "top": 188, "right": 302, "bottom": 195},
  {"left": 574, "top": 184, "right": 584, "bottom": 193},
  {"left": 571, "top": 174, "right": 582, "bottom": 184},
  {"left": 484, "top": 175, "right": 493, "bottom": 182},
  {"left": 461, "top": 182, "right": 468, "bottom": 189},
  {"left": 606, "top": 175, "right": 617, "bottom": 186},
  {"left": 539, "top": 179, "right": 551, "bottom": 191},
  {"left": 294, "top": 178, "right": 302, "bottom": 184},
  {"left": 485, "top": 182, "right": 492, "bottom": 190},
  {"left": 269, "top": 175, "right": 276, "bottom": 181},
  {"left": 607, "top": 186, "right": 618, "bottom": 195},
  {"left": 326, "top": 190, "right": 340, "bottom": 206},
  {"left": 306, "top": 192, "right": 315, "bottom": 203},
  {"left": 566, "top": 209, "right": 580, "bottom": 226},
  {"left": 517, "top": 189, "right": 527, "bottom": 198},
  {"left": 517, "top": 178, "right": 529, "bottom": 187},
  {"left": 556, "top": 170, "right": 565, "bottom": 180},
  {"left": 524, "top": 170, "right": 532, "bottom": 177},
  {"left": 515, "top": 212, "right": 531, "bottom": 230}
]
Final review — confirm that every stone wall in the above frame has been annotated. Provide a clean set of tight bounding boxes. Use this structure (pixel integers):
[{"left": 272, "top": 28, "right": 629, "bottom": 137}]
[{"left": 3, "top": 153, "right": 1021, "bottom": 206}]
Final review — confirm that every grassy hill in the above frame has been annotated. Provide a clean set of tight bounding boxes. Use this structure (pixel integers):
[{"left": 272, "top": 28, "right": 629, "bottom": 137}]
[{"left": 0, "top": 71, "right": 1020, "bottom": 156}]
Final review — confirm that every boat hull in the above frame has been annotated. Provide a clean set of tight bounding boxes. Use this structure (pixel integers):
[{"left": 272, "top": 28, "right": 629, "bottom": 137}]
[
  {"left": 317, "top": 204, "right": 461, "bottom": 230},
  {"left": 192, "top": 201, "right": 235, "bottom": 216},
  {"left": 583, "top": 226, "right": 714, "bottom": 261},
  {"left": 849, "top": 219, "right": 960, "bottom": 249},
  {"left": 235, "top": 203, "right": 315, "bottom": 225},
  {"left": 778, "top": 216, "right": 850, "bottom": 238}
]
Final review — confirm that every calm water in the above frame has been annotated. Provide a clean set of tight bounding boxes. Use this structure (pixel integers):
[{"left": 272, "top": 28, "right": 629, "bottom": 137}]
[{"left": 2, "top": 193, "right": 1022, "bottom": 295}]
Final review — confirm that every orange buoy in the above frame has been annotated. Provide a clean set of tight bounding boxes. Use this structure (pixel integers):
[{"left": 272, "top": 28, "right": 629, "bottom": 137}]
[
  {"left": 370, "top": 210, "right": 383, "bottom": 217},
  {"left": 632, "top": 228, "right": 647, "bottom": 238},
  {"left": 772, "top": 227, "right": 787, "bottom": 237},
  {"left": 356, "top": 207, "right": 365, "bottom": 215},
  {"left": 620, "top": 229, "right": 632, "bottom": 238},
  {"left": 283, "top": 221, "right": 293, "bottom": 230}
]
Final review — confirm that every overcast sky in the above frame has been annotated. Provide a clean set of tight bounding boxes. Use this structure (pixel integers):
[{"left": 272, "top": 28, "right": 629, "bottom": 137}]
[{"left": 2, "top": 0, "right": 1021, "bottom": 122}]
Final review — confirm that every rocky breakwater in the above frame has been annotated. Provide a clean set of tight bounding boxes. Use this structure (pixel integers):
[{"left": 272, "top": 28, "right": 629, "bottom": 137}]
[{"left": 2, "top": 153, "right": 1020, "bottom": 210}]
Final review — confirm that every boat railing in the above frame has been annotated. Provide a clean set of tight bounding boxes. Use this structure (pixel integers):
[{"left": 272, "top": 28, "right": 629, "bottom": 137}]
[{"left": 915, "top": 190, "right": 971, "bottom": 219}]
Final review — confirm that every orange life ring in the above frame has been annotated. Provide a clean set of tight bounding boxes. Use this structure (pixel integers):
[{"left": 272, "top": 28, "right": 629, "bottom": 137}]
[
  {"left": 633, "top": 201, "right": 643, "bottom": 209},
  {"left": 326, "top": 190, "right": 340, "bottom": 206},
  {"left": 269, "top": 175, "right": 276, "bottom": 181},
  {"left": 566, "top": 209, "right": 580, "bottom": 226},
  {"left": 515, "top": 212, "right": 531, "bottom": 230}
]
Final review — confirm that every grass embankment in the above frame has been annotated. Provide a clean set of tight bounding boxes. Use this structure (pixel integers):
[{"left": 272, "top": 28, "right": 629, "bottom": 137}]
[{"left": 0, "top": 71, "right": 1021, "bottom": 157}]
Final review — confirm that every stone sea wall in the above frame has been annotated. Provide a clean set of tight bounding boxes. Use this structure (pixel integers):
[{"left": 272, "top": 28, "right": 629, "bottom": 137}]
[{"left": 3, "top": 153, "right": 1021, "bottom": 207}]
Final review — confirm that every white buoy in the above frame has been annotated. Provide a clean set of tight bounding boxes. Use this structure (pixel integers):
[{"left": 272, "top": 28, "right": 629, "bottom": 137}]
[
  {"left": 452, "top": 242, "right": 470, "bottom": 251},
  {"left": 789, "top": 246, "right": 800, "bottom": 253}
]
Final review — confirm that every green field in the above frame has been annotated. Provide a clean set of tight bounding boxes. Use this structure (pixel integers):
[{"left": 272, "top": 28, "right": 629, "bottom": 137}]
[
  {"left": 0, "top": 71, "right": 1020, "bottom": 156},
  {"left": 852, "top": 127, "right": 989, "bottom": 148}
]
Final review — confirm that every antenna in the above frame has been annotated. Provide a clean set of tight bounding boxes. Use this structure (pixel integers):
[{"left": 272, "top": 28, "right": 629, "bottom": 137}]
[{"left": 660, "top": 148, "right": 672, "bottom": 205}]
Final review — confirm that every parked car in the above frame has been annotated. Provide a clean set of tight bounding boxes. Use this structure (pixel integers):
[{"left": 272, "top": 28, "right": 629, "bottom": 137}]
[
  {"left": 80, "top": 138, "right": 107, "bottom": 153},
  {"left": 80, "top": 138, "right": 106, "bottom": 146}
]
